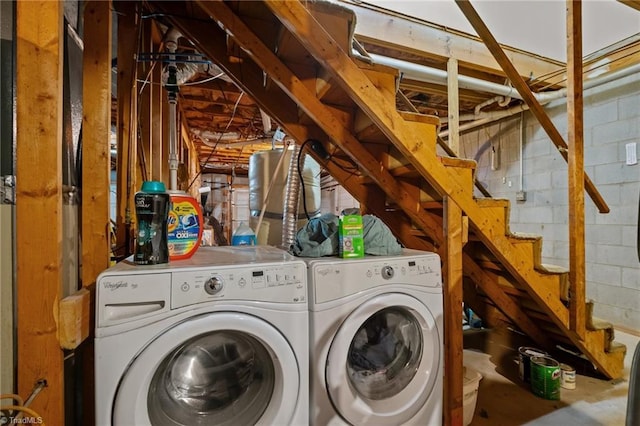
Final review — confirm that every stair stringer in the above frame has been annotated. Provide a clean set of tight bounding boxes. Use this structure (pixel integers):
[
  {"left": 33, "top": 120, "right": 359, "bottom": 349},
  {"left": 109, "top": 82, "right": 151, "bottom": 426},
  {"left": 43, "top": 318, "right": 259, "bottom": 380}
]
[
  {"left": 264, "top": 0, "right": 624, "bottom": 379},
  {"left": 264, "top": 0, "right": 570, "bottom": 325}
]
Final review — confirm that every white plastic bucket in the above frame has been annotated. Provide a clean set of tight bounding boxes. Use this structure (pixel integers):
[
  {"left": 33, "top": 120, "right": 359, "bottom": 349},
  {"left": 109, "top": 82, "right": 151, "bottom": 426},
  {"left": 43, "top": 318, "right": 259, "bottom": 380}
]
[{"left": 463, "top": 366, "right": 483, "bottom": 426}]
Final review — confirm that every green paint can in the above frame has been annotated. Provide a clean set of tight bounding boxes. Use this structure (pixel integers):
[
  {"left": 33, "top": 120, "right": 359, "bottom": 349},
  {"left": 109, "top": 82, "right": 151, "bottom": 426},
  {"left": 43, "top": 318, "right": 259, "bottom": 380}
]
[{"left": 530, "top": 356, "right": 561, "bottom": 400}]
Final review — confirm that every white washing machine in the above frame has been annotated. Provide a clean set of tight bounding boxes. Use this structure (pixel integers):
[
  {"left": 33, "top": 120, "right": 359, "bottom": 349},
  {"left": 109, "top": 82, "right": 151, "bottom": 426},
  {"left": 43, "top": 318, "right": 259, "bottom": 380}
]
[
  {"left": 95, "top": 246, "right": 308, "bottom": 426},
  {"left": 306, "top": 250, "right": 444, "bottom": 426}
]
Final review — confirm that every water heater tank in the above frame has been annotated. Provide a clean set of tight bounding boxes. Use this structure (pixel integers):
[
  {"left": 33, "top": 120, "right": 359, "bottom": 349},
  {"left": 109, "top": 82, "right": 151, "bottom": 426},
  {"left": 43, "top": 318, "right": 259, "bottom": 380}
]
[{"left": 249, "top": 148, "right": 321, "bottom": 246}]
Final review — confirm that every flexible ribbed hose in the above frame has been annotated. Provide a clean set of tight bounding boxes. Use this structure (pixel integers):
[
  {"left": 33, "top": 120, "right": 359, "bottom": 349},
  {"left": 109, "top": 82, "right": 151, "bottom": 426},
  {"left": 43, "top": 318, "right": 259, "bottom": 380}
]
[{"left": 281, "top": 144, "right": 302, "bottom": 249}]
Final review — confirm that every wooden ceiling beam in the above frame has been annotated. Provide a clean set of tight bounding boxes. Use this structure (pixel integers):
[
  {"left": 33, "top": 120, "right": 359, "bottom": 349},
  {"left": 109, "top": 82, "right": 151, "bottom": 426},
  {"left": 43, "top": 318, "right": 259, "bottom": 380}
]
[
  {"left": 148, "top": 2, "right": 304, "bottom": 133},
  {"left": 455, "top": 0, "right": 609, "bottom": 214},
  {"left": 341, "top": 0, "right": 565, "bottom": 81},
  {"left": 194, "top": 0, "right": 443, "bottom": 242},
  {"left": 617, "top": 0, "right": 640, "bottom": 12}
]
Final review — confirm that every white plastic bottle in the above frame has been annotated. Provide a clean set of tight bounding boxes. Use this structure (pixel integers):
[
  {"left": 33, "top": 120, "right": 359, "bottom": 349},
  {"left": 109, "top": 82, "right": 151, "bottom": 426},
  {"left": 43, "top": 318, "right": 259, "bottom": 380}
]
[{"left": 231, "top": 221, "right": 257, "bottom": 246}]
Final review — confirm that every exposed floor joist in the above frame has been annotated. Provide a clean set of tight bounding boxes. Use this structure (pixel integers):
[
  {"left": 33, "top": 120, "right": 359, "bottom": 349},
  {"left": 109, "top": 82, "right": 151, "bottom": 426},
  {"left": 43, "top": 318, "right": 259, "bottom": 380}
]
[{"left": 340, "top": 0, "right": 565, "bottom": 84}]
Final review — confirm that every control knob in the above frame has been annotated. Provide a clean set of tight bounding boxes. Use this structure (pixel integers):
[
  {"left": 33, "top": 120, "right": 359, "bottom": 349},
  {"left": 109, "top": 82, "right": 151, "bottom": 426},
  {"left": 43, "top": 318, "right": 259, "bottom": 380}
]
[
  {"left": 204, "top": 275, "right": 224, "bottom": 295},
  {"left": 381, "top": 265, "right": 394, "bottom": 280}
]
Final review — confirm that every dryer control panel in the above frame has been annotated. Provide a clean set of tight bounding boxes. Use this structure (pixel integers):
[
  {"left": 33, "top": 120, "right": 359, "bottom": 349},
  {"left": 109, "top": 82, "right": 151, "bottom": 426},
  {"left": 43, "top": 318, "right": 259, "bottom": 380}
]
[{"left": 309, "top": 252, "right": 442, "bottom": 305}]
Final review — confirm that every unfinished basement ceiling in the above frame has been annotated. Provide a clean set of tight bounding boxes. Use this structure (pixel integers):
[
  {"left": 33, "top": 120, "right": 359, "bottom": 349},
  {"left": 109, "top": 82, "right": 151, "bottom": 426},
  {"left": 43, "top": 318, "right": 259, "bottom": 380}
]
[
  {"left": 366, "top": 0, "right": 640, "bottom": 62},
  {"left": 138, "top": 0, "right": 640, "bottom": 175}
]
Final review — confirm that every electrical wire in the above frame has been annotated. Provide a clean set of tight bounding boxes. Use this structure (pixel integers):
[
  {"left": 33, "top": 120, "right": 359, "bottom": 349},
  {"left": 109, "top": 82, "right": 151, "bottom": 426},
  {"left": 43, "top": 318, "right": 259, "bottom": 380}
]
[
  {"left": 186, "top": 91, "right": 245, "bottom": 190},
  {"left": 1, "top": 392, "right": 45, "bottom": 426},
  {"left": 328, "top": 155, "right": 359, "bottom": 173},
  {"left": 180, "top": 72, "right": 226, "bottom": 86},
  {"left": 297, "top": 139, "right": 313, "bottom": 220},
  {"left": 0, "top": 394, "right": 24, "bottom": 407}
]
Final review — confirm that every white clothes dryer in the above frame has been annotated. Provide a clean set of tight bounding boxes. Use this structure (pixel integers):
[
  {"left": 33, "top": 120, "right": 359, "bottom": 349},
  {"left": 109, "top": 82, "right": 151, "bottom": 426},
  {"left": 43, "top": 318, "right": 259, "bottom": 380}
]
[
  {"left": 95, "top": 246, "right": 308, "bottom": 426},
  {"left": 306, "top": 249, "right": 444, "bottom": 426}
]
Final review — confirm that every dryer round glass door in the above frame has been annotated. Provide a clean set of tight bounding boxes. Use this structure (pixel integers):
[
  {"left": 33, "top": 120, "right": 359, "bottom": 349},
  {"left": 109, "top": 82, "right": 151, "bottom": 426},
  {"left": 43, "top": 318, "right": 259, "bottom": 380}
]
[
  {"left": 326, "top": 293, "right": 441, "bottom": 425},
  {"left": 112, "top": 312, "right": 300, "bottom": 426}
]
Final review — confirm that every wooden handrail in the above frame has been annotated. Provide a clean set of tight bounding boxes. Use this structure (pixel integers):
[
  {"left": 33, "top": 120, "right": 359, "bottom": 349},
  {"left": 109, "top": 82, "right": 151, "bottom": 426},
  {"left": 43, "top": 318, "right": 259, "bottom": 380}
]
[{"left": 455, "top": 0, "right": 609, "bottom": 215}]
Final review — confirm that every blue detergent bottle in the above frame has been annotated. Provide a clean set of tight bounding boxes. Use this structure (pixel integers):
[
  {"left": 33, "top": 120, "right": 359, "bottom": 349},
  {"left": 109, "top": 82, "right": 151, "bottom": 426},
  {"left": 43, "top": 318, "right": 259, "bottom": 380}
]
[{"left": 231, "top": 221, "right": 256, "bottom": 246}]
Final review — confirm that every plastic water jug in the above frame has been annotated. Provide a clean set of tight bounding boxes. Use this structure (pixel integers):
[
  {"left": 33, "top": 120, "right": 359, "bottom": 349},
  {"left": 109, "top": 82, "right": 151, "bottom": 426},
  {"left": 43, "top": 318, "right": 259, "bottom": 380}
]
[
  {"left": 134, "top": 181, "right": 170, "bottom": 265},
  {"left": 231, "top": 221, "right": 256, "bottom": 246}
]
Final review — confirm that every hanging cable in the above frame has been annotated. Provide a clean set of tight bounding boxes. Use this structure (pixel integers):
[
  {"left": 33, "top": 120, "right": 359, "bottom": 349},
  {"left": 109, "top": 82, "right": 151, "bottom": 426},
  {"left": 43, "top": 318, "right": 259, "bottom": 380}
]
[
  {"left": 297, "top": 140, "right": 312, "bottom": 220},
  {"left": 186, "top": 91, "right": 245, "bottom": 190},
  {"left": 297, "top": 139, "right": 330, "bottom": 220}
]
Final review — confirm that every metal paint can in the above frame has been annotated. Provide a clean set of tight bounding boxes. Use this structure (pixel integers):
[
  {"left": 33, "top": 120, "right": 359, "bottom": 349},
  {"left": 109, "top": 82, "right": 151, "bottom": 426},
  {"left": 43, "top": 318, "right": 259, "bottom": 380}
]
[
  {"left": 560, "top": 363, "right": 576, "bottom": 389},
  {"left": 518, "top": 346, "right": 548, "bottom": 383},
  {"left": 530, "top": 356, "right": 561, "bottom": 400}
]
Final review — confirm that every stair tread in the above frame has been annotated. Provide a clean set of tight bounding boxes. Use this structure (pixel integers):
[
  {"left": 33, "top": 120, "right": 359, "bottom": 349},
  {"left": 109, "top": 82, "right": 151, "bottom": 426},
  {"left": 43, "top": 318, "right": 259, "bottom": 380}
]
[
  {"left": 439, "top": 156, "right": 477, "bottom": 169},
  {"left": 475, "top": 197, "right": 509, "bottom": 207},
  {"left": 588, "top": 316, "right": 614, "bottom": 331},
  {"left": 608, "top": 341, "right": 627, "bottom": 354},
  {"left": 398, "top": 110, "right": 441, "bottom": 126},
  {"left": 538, "top": 263, "right": 569, "bottom": 274},
  {"left": 510, "top": 231, "right": 543, "bottom": 241}
]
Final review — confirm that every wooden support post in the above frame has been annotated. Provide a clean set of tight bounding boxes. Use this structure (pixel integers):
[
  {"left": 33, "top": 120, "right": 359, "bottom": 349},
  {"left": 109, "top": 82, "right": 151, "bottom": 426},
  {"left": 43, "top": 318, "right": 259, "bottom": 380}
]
[
  {"left": 82, "top": 0, "right": 112, "bottom": 293},
  {"left": 16, "top": 1, "right": 64, "bottom": 423},
  {"left": 455, "top": 0, "right": 609, "bottom": 214},
  {"left": 567, "top": 0, "right": 586, "bottom": 339},
  {"left": 115, "top": 1, "right": 139, "bottom": 258},
  {"left": 447, "top": 58, "right": 460, "bottom": 156},
  {"left": 80, "top": 2, "right": 112, "bottom": 423},
  {"left": 444, "top": 197, "right": 464, "bottom": 426},
  {"left": 138, "top": 19, "right": 153, "bottom": 182}
]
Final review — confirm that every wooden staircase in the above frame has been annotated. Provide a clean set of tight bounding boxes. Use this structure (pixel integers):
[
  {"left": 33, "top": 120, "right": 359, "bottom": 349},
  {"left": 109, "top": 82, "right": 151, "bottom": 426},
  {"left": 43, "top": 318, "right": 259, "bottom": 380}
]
[{"left": 153, "top": 0, "right": 625, "bottom": 379}]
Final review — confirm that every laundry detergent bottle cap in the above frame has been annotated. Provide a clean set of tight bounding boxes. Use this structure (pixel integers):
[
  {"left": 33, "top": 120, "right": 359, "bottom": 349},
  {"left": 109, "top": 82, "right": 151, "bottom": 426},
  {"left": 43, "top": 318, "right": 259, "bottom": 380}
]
[{"left": 231, "top": 221, "right": 256, "bottom": 246}]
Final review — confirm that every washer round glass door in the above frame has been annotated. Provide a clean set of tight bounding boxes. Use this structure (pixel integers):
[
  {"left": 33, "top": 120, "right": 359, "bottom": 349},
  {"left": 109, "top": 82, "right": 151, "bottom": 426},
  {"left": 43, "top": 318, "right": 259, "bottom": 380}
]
[
  {"left": 326, "top": 293, "right": 440, "bottom": 425},
  {"left": 113, "top": 312, "right": 300, "bottom": 426}
]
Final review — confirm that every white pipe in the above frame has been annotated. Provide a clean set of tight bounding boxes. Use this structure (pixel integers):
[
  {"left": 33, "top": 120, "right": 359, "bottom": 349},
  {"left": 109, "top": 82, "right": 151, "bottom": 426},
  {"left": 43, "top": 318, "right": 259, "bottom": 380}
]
[
  {"left": 368, "top": 53, "right": 523, "bottom": 100},
  {"left": 168, "top": 97, "right": 178, "bottom": 191},
  {"left": 166, "top": 28, "right": 180, "bottom": 191},
  {"left": 366, "top": 52, "right": 640, "bottom": 107},
  {"left": 536, "top": 62, "right": 640, "bottom": 103},
  {"left": 442, "top": 59, "right": 639, "bottom": 135},
  {"left": 519, "top": 112, "right": 524, "bottom": 192},
  {"left": 474, "top": 96, "right": 506, "bottom": 115}
]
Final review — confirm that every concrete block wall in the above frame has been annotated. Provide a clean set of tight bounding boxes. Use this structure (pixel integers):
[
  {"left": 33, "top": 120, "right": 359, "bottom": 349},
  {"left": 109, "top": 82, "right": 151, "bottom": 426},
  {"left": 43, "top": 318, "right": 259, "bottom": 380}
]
[{"left": 462, "top": 72, "right": 640, "bottom": 331}]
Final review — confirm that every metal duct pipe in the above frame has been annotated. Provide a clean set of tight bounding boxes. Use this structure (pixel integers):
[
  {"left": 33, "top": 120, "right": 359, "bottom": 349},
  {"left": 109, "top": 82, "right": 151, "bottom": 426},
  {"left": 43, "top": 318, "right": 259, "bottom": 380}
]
[
  {"left": 281, "top": 144, "right": 302, "bottom": 250},
  {"left": 162, "top": 61, "right": 231, "bottom": 86}
]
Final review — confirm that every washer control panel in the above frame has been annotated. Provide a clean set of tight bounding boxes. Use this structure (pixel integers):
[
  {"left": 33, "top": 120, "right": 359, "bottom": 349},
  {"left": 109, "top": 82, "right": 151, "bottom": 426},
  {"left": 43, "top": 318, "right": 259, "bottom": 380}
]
[{"left": 171, "top": 263, "right": 306, "bottom": 309}]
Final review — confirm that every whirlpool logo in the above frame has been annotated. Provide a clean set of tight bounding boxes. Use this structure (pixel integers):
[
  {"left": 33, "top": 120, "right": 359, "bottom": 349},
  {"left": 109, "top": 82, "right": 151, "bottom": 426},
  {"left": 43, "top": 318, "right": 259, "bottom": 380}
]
[{"left": 102, "top": 280, "right": 129, "bottom": 291}]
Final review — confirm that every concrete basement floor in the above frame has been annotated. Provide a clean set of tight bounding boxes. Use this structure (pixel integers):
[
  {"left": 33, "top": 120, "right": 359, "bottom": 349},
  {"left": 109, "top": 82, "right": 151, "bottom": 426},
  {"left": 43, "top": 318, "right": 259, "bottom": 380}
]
[{"left": 463, "top": 327, "right": 639, "bottom": 426}]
